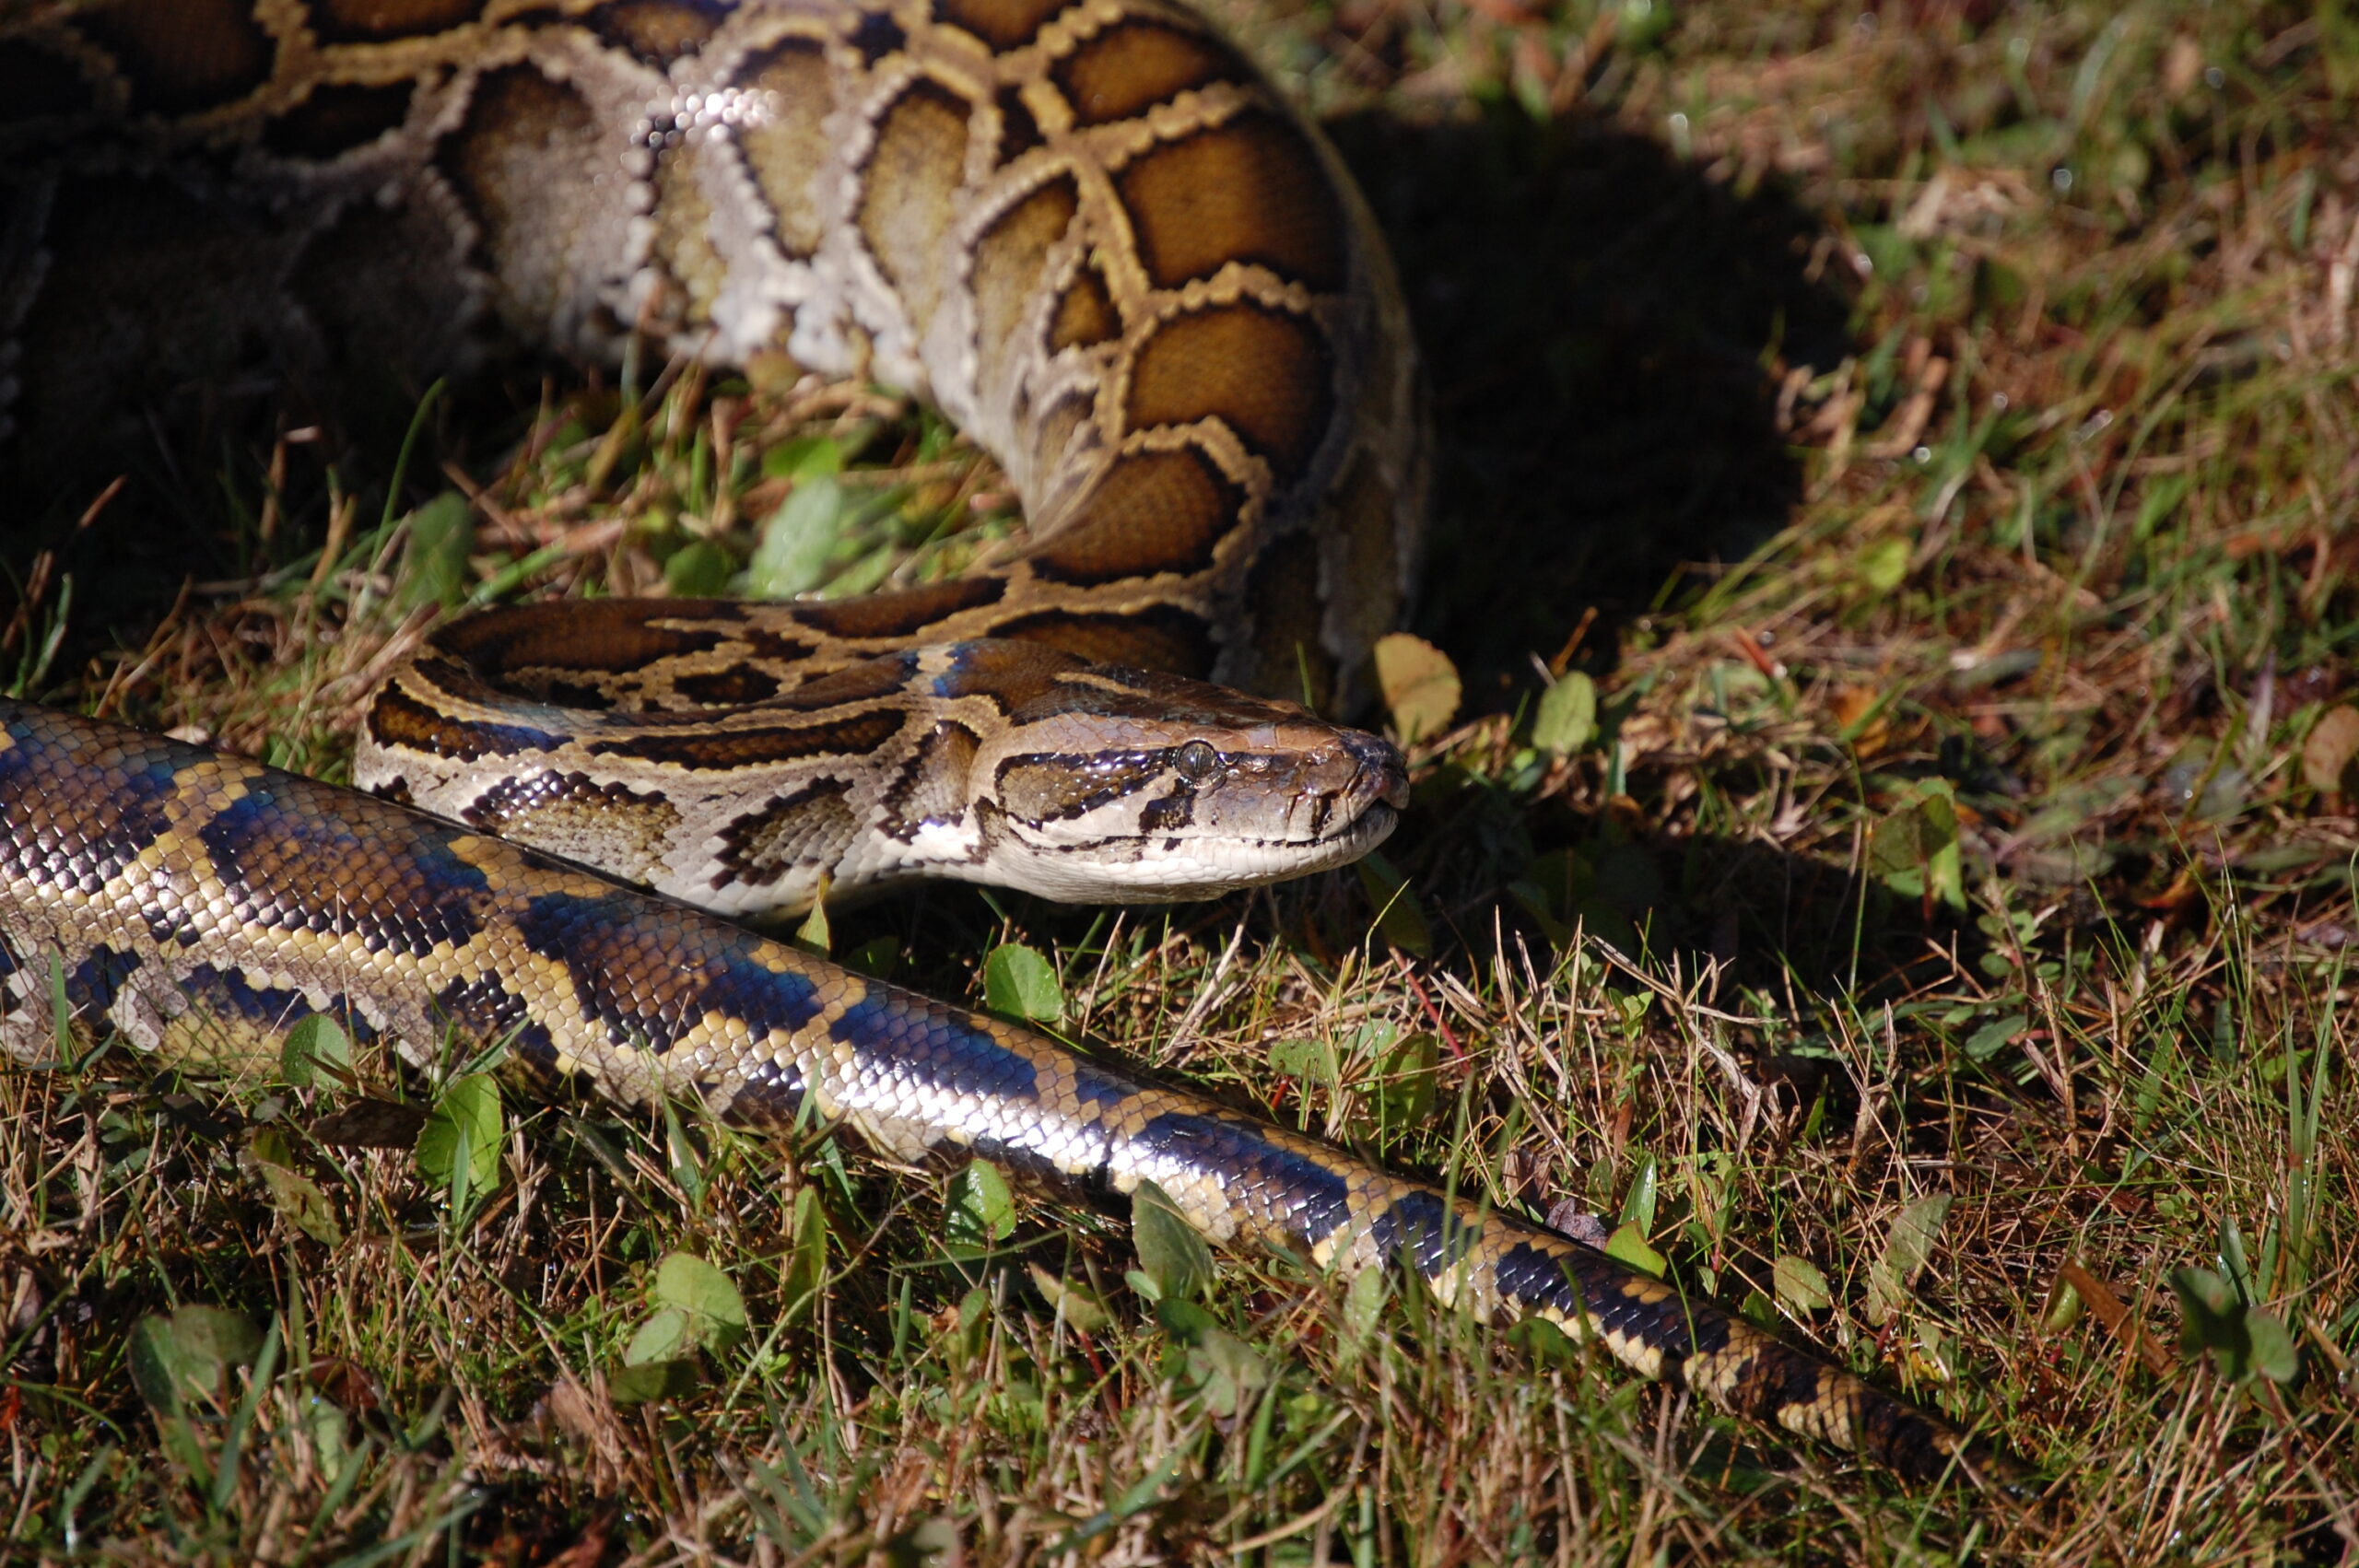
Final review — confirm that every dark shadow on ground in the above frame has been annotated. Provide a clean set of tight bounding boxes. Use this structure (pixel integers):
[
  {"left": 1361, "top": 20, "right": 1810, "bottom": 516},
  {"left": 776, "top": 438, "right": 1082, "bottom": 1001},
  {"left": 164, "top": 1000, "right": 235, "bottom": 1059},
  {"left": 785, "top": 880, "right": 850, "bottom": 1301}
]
[{"left": 1328, "top": 103, "right": 1856, "bottom": 703}]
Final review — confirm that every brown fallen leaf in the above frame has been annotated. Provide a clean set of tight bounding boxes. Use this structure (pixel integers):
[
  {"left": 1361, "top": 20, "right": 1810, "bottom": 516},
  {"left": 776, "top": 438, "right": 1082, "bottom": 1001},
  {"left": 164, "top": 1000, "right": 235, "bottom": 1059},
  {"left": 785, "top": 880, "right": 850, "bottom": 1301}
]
[{"left": 2057, "top": 1261, "right": 2177, "bottom": 1378}]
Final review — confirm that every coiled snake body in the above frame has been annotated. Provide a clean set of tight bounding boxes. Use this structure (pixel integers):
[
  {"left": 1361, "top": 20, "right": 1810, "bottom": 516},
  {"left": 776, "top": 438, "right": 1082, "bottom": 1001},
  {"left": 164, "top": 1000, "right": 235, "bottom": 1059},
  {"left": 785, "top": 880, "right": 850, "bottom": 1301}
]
[{"left": 0, "top": 0, "right": 1998, "bottom": 1480}]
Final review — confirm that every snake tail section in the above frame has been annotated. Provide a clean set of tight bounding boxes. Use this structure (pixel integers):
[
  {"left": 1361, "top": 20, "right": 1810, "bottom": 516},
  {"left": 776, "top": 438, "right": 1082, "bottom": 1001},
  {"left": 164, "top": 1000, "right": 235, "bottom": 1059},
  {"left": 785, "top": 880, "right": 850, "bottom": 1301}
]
[{"left": 0, "top": 699, "right": 1995, "bottom": 1480}]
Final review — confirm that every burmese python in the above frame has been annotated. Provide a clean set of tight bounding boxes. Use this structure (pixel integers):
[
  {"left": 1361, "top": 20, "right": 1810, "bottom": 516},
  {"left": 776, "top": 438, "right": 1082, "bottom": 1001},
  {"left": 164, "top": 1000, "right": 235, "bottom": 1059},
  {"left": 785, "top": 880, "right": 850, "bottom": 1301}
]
[{"left": 0, "top": 0, "right": 2004, "bottom": 1481}]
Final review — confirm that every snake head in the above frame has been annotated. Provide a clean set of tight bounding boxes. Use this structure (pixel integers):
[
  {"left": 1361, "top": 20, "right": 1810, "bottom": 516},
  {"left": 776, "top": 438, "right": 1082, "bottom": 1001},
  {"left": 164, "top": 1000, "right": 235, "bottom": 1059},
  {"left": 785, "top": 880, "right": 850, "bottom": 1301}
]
[{"left": 934, "top": 642, "right": 1408, "bottom": 903}]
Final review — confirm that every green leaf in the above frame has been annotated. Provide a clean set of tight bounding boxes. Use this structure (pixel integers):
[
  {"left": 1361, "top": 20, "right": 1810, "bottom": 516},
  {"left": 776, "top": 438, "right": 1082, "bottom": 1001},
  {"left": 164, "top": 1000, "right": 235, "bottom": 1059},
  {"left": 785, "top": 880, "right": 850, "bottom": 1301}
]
[
  {"left": 1532, "top": 672, "right": 1598, "bottom": 755},
  {"left": 625, "top": 1305, "right": 696, "bottom": 1368},
  {"left": 2169, "top": 1267, "right": 2302, "bottom": 1383},
  {"left": 1506, "top": 1315, "right": 1579, "bottom": 1367},
  {"left": 1868, "top": 780, "right": 1965, "bottom": 910},
  {"left": 780, "top": 1187, "right": 828, "bottom": 1322},
  {"left": 1865, "top": 1195, "right": 1953, "bottom": 1325},
  {"left": 1337, "top": 1265, "right": 1388, "bottom": 1368},
  {"left": 759, "top": 433, "right": 845, "bottom": 482},
  {"left": 400, "top": 492, "right": 474, "bottom": 610},
  {"left": 1268, "top": 1036, "right": 1336, "bottom": 1087},
  {"left": 746, "top": 475, "right": 851, "bottom": 599},
  {"left": 280, "top": 1014, "right": 353, "bottom": 1090},
  {"left": 1372, "top": 1027, "right": 1438, "bottom": 1133},
  {"left": 983, "top": 943, "right": 1064, "bottom": 1024},
  {"left": 248, "top": 1129, "right": 342, "bottom": 1246},
  {"left": 1963, "top": 1012, "right": 2029, "bottom": 1063},
  {"left": 794, "top": 887, "right": 832, "bottom": 954},
  {"left": 1855, "top": 536, "right": 1910, "bottom": 594},
  {"left": 945, "top": 1160, "right": 1017, "bottom": 1253},
  {"left": 1355, "top": 851, "right": 1432, "bottom": 957},
  {"left": 1773, "top": 1255, "right": 1833, "bottom": 1314},
  {"left": 1373, "top": 633, "right": 1460, "bottom": 744},
  {"left": 1617, "top": 1153, "right": 1659, "bottom": 1234},
  {"left": 651, "top": 1251, "right": 748, "bottom": 1350},
  {"left": 2245, "top": 1305, "right": 2302, "bottom": 1384},
  {"left": 1132, "top": 1180, "right": 1215, "bottom": 1305},
  {"left": 129, "top": 1306, "right": 264, "bottom": 1414},
  {"left": 415, "top": 1073, "right": 502, "bottom": 1202},
  {"left": 1027, "top": 1264, "right": 1112, "bottom": 1335},
  {"left": 1186, "top": 1325, "right": 1267, "bottom": 1417},
  {"left": 1603, "top": 1222, "right": 1666, "bottom": 1278},
  {"left": 663, "top": 539, "right": 734, "bottom": 596},
  {"left": 608, "top": 1357, "right": 699, "bottom": 1405}
]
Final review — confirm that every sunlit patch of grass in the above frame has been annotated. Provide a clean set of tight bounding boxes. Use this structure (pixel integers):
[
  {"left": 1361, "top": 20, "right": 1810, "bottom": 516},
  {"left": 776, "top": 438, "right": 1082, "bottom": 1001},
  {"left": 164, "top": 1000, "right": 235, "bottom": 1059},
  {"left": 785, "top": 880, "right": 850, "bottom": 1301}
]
[{"left": 4, "top": 0, "right": 2357, "bottom": 1560}]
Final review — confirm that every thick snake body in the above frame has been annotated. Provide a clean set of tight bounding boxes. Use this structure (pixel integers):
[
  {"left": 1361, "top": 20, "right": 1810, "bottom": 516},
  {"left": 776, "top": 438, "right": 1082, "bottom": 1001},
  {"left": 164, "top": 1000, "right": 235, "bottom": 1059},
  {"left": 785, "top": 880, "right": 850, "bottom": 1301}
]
[
  {"left": 0, "top": 0, "right": 2000, "bottom": 1481},
  {"left": 0, "top": 700, "right": 1989, "bottom": 1480}
]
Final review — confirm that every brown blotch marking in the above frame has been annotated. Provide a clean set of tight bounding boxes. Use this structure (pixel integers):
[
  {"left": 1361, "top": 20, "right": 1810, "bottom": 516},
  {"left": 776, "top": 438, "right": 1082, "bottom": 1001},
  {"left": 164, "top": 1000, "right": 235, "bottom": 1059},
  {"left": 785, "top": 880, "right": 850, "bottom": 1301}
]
[
  {"left": 884, "top": 721, "right": 980, "bottom": 841},
  {"left": 714, "top": 779, "right": 863, "bottom": 887},
  {"left": 263, "top": 80, "right": 417, "bottom": 159},
  {"left": 970, "top": 175, "right": 1078, "bottom": 381},
  {"left": 1115, "top": 111, "right": 1345, "bottom": 293},
  {"left": 366, "top": 685, "right": 562, "bottom": 764},
  {"left": 588, "top": 710, "right": 904, "bottom": 769},
  {"left": 994, "top": 85, "right": 1042, "bottom": 165},
  {"left": 1127, "top": 302, "right": 1336, "bottom": 485},
  {"left": 1050, "top": 262, "right": 1120, "bottom": 351},
  {"left": 930, "top": 0, "right": 1066, "bottom": 51},
  {"left": 436, "top": 601, "right": 733, "bottom": 677},
  {"left": 992, "top": 606, "right": 1215, "bottom": 678},
  {"left": 762, "top": 652, "right": 921, "bottom": 711},
  {"left": 858, "top": 79, "right": 972, "bottom": 331},
  {"left": 1241, "top": 530, "right": 1330, "bottom": 709},
  {"left": 0, "top": 41, "right": 95, "bottom": 123},
  {"left": 1052, "top": 19, "right": 1252, "bottom": 127},
  {"left": 311, "top": 0, "right": 487, "bottom": 42},
  {"left": 1029, "top": 447, "right": 1241, "bottom": 586},
  {"left": 740, "top": 624, "right": 818, "bottom": 662},
  {"left": 591, "top": 0, "right": 727, "bottom": 64},
  {"left": 929, "top": 640, "right": 1075, "bottom": 711},
  {"left": 995, "top": 753, "right": 1163, "bottom": 825},
  {"left": 76, "top": 0, "right": 274, "bottom": 114},
  {"left": 669, "top": 667, "right": 783, "bottom": 706},
  {"left": 790, "top": 574, "right": 1005, "bottom": 640},
  {"left": 734, "top": 39, "right": 833, "bottom": 259},
  {"left": 849, "top": 9, "right": 907, "bottom": 64},
  {"left": 437, "top": 65, "right": 604, "bottom": 327}
]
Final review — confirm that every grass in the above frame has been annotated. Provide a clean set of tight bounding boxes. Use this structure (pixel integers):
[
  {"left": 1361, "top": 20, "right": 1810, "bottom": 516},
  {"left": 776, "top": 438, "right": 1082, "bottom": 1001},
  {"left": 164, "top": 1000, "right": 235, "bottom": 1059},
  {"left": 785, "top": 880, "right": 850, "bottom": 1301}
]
[{"left": 4, "top": 0, "right": 2358, "bottom": 1560}]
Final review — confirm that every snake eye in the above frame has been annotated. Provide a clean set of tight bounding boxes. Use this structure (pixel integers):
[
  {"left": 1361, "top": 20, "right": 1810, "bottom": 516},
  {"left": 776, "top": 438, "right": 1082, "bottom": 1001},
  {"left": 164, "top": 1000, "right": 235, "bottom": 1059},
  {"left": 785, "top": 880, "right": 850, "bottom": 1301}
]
[{"left": 1172, "top": 740, "right": 1220, "bottom": 782}]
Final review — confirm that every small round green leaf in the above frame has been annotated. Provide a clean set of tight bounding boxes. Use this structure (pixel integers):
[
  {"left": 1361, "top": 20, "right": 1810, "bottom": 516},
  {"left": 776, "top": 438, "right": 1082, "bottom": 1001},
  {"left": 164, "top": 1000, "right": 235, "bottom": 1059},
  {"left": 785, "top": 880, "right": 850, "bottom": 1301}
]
[
  {"left": 983, "top": 943, "right": 1064, "bottom": 1024},
  {"left": 946, "top": 1160, "right": 1017, "bottom": 1253},
  {"left": 1773, "top": 1255, "right": 1834, "bottom": 1315},
  {"left": 415, "top": 1072, "right": 503, "bottom": 1198},
  {"left": 280, "top": 1014, "right": 352, "bottom": 1090},
  {"left": 1532, "top": 672, "right": 1598, "bottom": 755},
  {"left": 652, "top": 1251, "right": 748, "bottom": 1346},
  {"left": 1132, "top": 1180, "right": 1215, "bottom": 1304}
]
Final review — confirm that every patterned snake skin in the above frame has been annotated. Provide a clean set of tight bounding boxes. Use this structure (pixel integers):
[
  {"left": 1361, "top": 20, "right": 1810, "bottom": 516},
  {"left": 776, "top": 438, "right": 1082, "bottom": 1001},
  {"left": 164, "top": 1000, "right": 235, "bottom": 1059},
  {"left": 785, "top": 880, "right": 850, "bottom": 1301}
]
[{"left": 0, "top": 0, "right": 2004, "bottom": 1481}]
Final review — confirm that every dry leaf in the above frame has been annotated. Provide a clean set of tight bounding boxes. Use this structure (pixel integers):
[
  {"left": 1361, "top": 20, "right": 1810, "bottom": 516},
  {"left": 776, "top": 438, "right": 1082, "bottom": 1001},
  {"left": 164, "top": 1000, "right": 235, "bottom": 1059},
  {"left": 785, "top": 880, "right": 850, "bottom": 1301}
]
[
  {"left": 1373, "top": 632, "right": 1460, "bottom": 744},
  {"left": 2301, "top": 705, "right": 2359, "bottom": 796}
]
